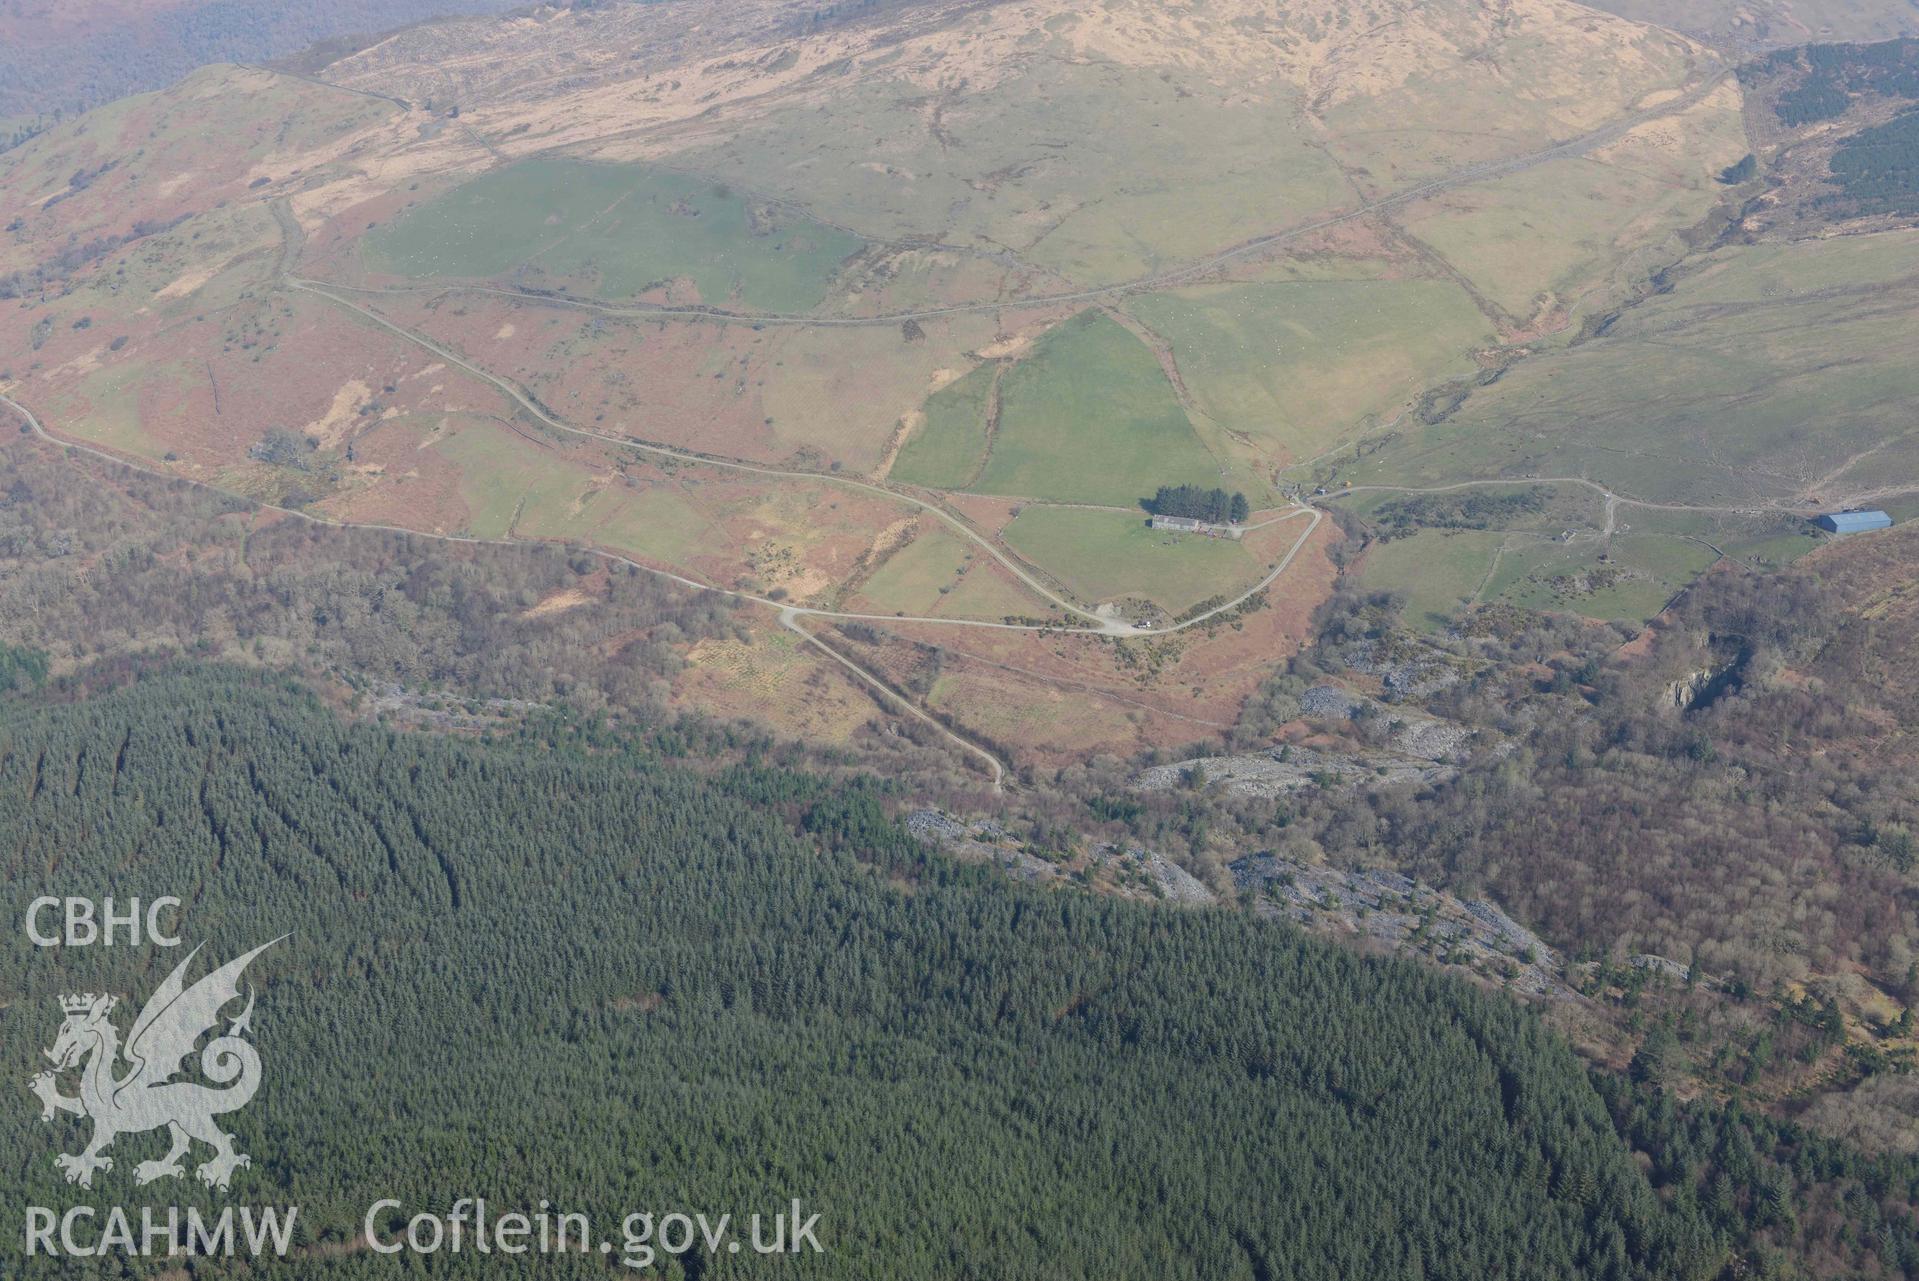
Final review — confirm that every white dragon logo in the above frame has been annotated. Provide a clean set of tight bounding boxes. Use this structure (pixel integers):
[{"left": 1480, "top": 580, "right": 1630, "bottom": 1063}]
[{"left": 28, "top": 938, "right": 282, "bottom": 1192}]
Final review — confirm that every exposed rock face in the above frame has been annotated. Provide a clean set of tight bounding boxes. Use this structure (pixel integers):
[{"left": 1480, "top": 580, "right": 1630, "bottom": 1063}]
[
  {"left": 908, "top": 808, "right": 1566, "bottom": 997},
  {"left": 1666, "top": 668, "right": 1716, "bottom": 710},
  {"left": 1229, "top": 853, "right": 1565, "bottom": 998},
  {"left": 1134, "top": 694, "right": 1493, "bottom": 799},
  {"left": 906, "top": 809, "right": 1218, "bottom": 904},
  {"left": 1118, "top": 847, "right": 1216, "bottom": 905},
  {"left": 906, "top": 809, "right": 1054, "bottom": 881},
  {"left": 1629, "top": 953, "right": 1693, "bottom": 982},
  {"left": 1338, "top": 642, "right": 1465, "bottom": 699},
  {"left": 1136, "top": 746, "right": 1442, "bottom": 797}
]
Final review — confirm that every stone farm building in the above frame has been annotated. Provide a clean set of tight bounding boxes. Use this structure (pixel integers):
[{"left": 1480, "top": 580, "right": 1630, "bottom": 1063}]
[{"left": 1150, "top": 514, "right": 1243, "bottom": 538}]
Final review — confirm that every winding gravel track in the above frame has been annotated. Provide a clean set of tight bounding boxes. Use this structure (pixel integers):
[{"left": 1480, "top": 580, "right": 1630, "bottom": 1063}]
[
  {"left": 2, "top": 387, "right": 1314, "bottom": 789},
  {"left": 286, "top": 280, "right": 1321, "bottom": 638},
  {"left": 287, "top": 280, "right": 1124, "bottom": 631},
  {"left": 779, "top": 608, "right": 1008, "bottom": 791}
]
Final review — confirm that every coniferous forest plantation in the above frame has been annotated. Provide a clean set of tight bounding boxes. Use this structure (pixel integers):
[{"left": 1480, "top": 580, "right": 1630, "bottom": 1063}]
[{"left": 1, "top": 667, "right": 1915, "bottom": 1278}]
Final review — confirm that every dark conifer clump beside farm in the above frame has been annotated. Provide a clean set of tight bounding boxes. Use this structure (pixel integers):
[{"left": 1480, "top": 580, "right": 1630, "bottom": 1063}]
[{"left": 1148, "top": 485, "right": 1249, "bottom": 524}]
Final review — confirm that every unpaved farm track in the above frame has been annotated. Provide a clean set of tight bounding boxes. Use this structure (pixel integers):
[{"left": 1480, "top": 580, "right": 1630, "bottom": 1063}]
[
  {"left": 285, "top": 279, "right": 1322, "bottom": 640},
  {"left": 284, "top": 279, "right": 1118, "bottom": 633},
  {"left": 1, "top": 388, "right": 1006, "bottom": 790},
  {"left": 2, "top": 385, "right": 1317, "bottom": 791},
  {"left": 779, "top": 608, "right": 1008, "bottom": 790}
]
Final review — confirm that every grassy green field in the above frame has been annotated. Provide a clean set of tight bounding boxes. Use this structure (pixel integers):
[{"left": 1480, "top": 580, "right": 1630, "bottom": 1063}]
[
  {"left": 1671, "top": 231, "right": 1919, "bottom": 301},
  {"left": 1342, "top": 232, "right": 1919, "bottom": 508},
  {"left": 435, "top": 420, "right": 710, "bottom": 564},
  {"left": 434, "top": 419, "right": 594, "bottom": 538},
  {"left": 755, "top": 316, "right": 1001, "bottom": 473},
  {"left": 1358, "top": 524, "right": 1730, "bottom": 629},
  {"left": 1626, "top": 507, "right": 1824, "bottom": 570},
  {"left": 56, "top": 359, "right": 165, "bottom": 460},
  {"left": 1396, "top": 86, "right": 1747, "bottom": 318},
  {"left": 1484, "top": 535, "right": 1719, "bottom": 622},
  {"left": 972, "top": 312, "right": 1223, "bottom": 506},
  {"left": 1129, "top": 280, "right": 1492, "bottom": 463},
  {"left": 1356, "top": 531, "right": 1508, "bottom": 631},
  {"left": 671, "top": 53, "right": 1351, "bottom": 287},
  {"left": 932, "top": 560, "right": 1056, "bottom": 621},
  {"left": 1402, "top": 160, "right": 1649, "bottom": 317},
  {"left": 855, "top": 526, "right": 974, "bottom": 615},
  {"left": 1004, "top": 505, "right": 1256, "bottom": 613},
  {"left": 662, "top": 0, "right": 1717, "bottom": 288},
  {"left": 890, "top": 364, "right": 996, "bottom": 489},
  {"left": 365, "top": 157, "right": 862, "bottom": 311},
  {"left": 1879, "top": 495, "right": 1919, "bottom": 525}
]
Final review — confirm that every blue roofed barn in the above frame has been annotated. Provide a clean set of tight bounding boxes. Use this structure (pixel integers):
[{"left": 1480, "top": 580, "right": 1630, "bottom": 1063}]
[{"left": 1814, "top": 510, "right": 1893, "bottom": 534}]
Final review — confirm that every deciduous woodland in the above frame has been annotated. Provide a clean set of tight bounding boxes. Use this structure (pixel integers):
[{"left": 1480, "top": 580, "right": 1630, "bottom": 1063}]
[{"left": 0, "top": 443, "right": 742, "bottom": 720}]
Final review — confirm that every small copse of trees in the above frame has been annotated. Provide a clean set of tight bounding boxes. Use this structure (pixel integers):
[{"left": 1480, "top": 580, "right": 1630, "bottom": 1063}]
[{"left": 1148, "top": 485, "right": 1249, "bottom": 525}]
